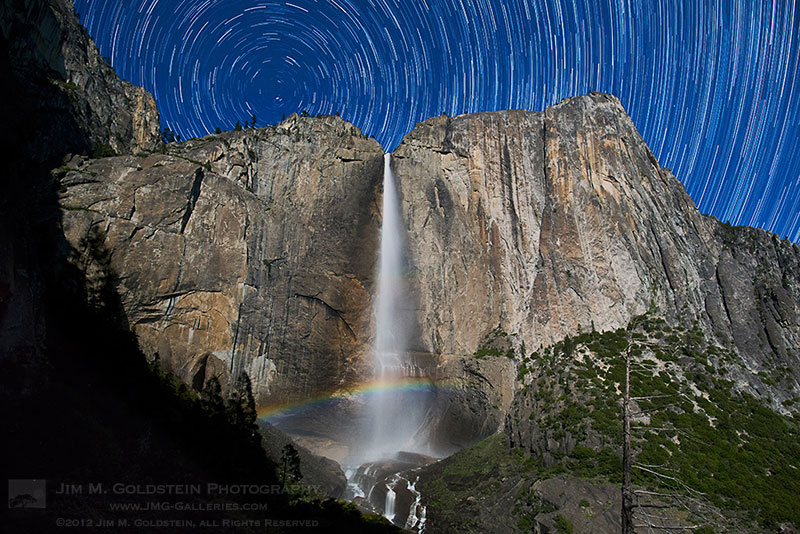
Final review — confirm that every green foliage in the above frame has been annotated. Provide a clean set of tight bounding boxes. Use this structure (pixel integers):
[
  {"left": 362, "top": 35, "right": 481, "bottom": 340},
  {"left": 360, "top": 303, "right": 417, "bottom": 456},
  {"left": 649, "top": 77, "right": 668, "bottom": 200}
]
[
  {"left": 641, "top": 382, "right": 800, "bottom": 527},
  {"left": 52, "top": 78, "right": 79, "bottom": 92},
  {"left": 553, "top": 514, "right": 574, "bottom": 534},
  {"left": 560, "top": 335, "right": 576, "bottom": 358},
  {"left": 473, "top": 325, "right": 516, "bottom": 359},
  {"left": 420, "top": 433, "right": 537, "bottom": 530},
  {"left": 62, "top": 205, "right": 99, "bottom": 213},
  {"left": 200, "top": 376, "right": 225, "bottom": 418},
  {"left": 517, "top": 513, "right": 533, "bottom": 531},
  {"left": 91, "top": 142, "right": 115, "bottom": 158},
  {"left": 227, "top": 373, "right": 258, "bottom": 433},
  {"left": 280, "top": 443, "right": 303, "bottom": 486},
  {"left": 518, "top": 311, "right": 800, "bottom": 528}
]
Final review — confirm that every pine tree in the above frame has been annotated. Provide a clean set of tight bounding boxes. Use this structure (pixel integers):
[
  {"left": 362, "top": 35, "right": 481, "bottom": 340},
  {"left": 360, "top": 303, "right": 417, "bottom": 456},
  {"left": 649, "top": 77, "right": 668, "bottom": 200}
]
[
  {"left": 201, "top": 376, "right": 226, "bottom": 421},
  {"left": 227, "top": 372, "right": 258, "bottom": 435},
  {"left": 280, "top": 444, "right": 302, "bottom": 488}
]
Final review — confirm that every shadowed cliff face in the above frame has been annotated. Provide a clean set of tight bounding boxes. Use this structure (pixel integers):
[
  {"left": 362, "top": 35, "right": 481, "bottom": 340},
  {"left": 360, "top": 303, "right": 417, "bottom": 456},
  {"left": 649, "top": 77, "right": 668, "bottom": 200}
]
[
  {"left": 58, "top": 117, "right": 385, "bottom": 403},
  {"left": 1, "top": 0, "right": 160, "bottom": 377},
  {"left": 393, "top": 93, "right": 800, "bottom": 413},
  {"left": 0, "top": 0, "right": 161, "bottom": 159}
]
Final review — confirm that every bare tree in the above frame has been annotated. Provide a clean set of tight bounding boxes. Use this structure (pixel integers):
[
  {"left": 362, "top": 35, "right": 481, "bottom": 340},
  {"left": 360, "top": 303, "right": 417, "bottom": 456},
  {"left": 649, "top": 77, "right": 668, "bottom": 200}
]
[{"left": 622, "top": 329, "right": 635, "bottom": 534}]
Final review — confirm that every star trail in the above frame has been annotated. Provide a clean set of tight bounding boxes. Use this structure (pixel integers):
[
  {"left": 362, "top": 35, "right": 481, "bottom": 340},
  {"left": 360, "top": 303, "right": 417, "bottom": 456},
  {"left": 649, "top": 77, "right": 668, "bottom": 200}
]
[{"left": 74, "top": 0, "right": 800, "bottom": 241}]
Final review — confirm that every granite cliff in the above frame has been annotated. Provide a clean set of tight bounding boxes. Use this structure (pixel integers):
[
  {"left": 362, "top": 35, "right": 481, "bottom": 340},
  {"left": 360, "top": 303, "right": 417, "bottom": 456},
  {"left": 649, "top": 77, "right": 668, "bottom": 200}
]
[
  {"left": 1, "top": 0, "right": 160, "bottom": 160},
  {"left": 2, "top": 2, "right": 401, "bottom": 531},
  {"left": 393, "top": 94, "right": 799, "bottom": 387},
  {"left": 56, "top": 95, "right": 800, "bottom": 456},
  {"left": 1, "top": 0, "right": 161, "bottom": 366},
  {"left": 391, "top": 95, "right": 800, "bottom": 532},
  {"left": 57, "top": 117, "right": 384, "bottom": 403}
]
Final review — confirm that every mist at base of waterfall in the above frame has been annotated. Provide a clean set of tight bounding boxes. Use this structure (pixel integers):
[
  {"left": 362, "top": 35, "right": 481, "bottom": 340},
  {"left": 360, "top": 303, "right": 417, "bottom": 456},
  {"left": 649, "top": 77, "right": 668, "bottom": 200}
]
[{"left": 348, "top": 385, "right": 436, "bottom": 466}]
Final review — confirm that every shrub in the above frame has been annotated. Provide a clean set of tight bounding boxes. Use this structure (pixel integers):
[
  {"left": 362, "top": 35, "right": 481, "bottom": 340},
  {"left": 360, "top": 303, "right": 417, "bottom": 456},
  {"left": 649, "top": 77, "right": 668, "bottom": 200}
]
[
  {"left": 91, "top": 142, "right": 115, "bottom": 158},
  {"left": 554, "top": 514, "right": 574, "bottom": 534}
]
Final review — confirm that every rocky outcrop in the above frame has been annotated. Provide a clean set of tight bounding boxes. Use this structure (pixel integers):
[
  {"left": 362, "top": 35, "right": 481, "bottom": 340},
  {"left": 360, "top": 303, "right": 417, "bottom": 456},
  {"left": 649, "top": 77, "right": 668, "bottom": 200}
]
[
  {"left": 0, "top": 0, "right": 161, "bottom": 161},
  {"left": 393, "top": 93, "right": 800, "bottom": 410},
  {"left": 526, "top": 477, "right": 620, "bottom": 534},
  {"left": 423, "top": 354, "right": 516, "bottom": 456},
  {"left": 58, "top": 116, "right": 384, "bottom": 402},
  {"left": 1, "top": 0, "right": 160, "bottom": 376}
]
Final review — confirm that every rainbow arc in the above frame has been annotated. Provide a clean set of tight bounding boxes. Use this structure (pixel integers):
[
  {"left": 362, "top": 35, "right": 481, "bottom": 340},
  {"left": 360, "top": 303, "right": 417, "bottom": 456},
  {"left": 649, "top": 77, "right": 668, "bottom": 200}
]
[{"left": 258, "top": 377, "right": 441, "bottom": 421}]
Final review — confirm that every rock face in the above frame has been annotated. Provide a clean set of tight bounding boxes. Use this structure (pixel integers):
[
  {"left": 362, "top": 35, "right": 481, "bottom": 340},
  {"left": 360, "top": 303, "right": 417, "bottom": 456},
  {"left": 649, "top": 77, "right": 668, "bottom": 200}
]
[
  {"left": 258, "top": 421, "right": 347, "bottom": 498},
  {"left": 0, "top": 0, "right": 161, "bottom": 160},
  {"left": 1, "top": 0, "right": 160, "bottom": 375},
  {"left": 393, "top": 93, "right": 800, "bottom": 409},
  {"left": 57, "top": 92, "right": 800, "bottom": 453},
  {"left": 424, "top": 353, "right": 516, "bottom": 455},
  {"left": 58, "top": 117, "right": 384, "bottom": 403}
]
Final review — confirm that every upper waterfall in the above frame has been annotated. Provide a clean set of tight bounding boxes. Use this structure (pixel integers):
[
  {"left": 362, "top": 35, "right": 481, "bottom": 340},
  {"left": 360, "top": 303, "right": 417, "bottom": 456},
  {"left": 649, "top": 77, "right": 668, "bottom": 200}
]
[
  {"left": 375, "top": 153, "right": 408, "bottom": 376},
  {"left": 354, "top": 153, "right": 434, "bottom": 464}
]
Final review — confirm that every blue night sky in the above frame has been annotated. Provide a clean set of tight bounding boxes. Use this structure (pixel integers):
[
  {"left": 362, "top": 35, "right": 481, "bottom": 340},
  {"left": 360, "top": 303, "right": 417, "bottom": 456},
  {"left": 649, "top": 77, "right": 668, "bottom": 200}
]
[{"left": 74, "top": 0, "right": 800, "bottom": 241}]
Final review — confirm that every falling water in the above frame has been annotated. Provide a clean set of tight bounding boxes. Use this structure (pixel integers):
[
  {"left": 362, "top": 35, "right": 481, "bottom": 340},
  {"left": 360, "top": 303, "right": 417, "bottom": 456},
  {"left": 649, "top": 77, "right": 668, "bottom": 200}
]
[
  {"left": 343, "top": 154, "right": 434, "bottom": 526},
  {"left": 384, "top": 482, "right": 397, "bottom": 522},
  {"left": 375, "top": 153, "right": 407, "bottom": 376},
  {"left": 356, "top": 153, "right": 431, "bottom": 463},
  {"left": 405, "top": 476, "right": 427, "bottom": 531}
]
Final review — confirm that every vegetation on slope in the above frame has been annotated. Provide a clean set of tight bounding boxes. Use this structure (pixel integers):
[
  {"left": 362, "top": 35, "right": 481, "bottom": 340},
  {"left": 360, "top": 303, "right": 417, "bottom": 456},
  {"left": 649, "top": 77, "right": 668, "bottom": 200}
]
[
  {"left": 514, "top": 314, "right": 800, "bottom": 528},
  {"left": 421, "top": 312, "right": 799, "bottom": 533}
]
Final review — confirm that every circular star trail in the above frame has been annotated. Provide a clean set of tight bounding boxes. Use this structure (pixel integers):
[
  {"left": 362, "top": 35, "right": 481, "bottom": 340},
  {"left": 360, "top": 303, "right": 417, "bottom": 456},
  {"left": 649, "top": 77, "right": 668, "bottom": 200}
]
[{"left": 75, "top": 0, "right": 800, "bottom": 241}]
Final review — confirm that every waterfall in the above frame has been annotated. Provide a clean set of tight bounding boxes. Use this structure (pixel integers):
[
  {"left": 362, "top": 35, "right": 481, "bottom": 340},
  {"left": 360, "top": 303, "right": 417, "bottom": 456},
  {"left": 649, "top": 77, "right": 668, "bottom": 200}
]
[
  {"left": 384, "top": 482, "right": 396, "bottom": 522},
  {"left": 344, "top": 154, "right": 434, "bottom": 525},
  {"left": 375, "top": 153, "right": 406, "bottom": 377},
  {"left": 405, "top": 476, "right": 427, "bottom": 531},
  {"left": 355, "top": 152, "right": 436, "bottom": 464}
]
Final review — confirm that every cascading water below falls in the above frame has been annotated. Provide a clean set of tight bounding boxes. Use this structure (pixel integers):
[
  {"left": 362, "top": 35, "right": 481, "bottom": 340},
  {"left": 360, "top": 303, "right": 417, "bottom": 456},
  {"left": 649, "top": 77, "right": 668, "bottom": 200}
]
[
  {"left": 384, "top": 482, "right": 396, "bottom": 522},
  {"left": 405, "top": 476, "right": 427, "bottom": 531}
]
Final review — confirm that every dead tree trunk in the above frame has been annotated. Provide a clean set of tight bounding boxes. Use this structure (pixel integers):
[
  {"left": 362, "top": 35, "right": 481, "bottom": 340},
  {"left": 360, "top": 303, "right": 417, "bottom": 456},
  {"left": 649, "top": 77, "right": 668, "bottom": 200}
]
[{"left": 622, "top": 336, "right": 634, "bottom": 534}]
